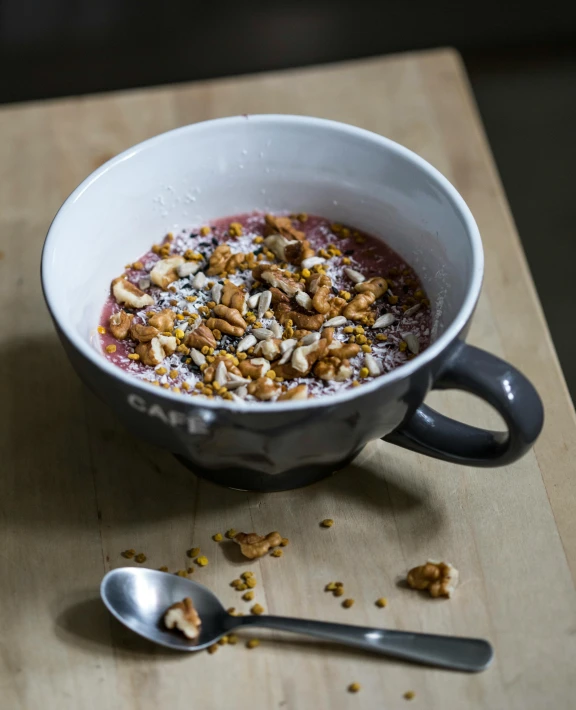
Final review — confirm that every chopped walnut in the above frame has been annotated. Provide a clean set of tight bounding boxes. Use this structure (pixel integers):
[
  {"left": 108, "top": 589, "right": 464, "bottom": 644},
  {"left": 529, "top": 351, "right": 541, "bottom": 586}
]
[
  {"left": 284, "top": 238, "right": 314, "bottom": 264},
  {"left": 185, "top": 323, "right": 217, "bottom": 350},
  {"left": 148, "top": 308, "right": 176, "bottom": 332},
  {"left": 202, "top": 355, "right": 242, "bottom": 384},
  {"left": 264, "top": 234, "right": 298, "bottom": 261},
  {"left": 264, "top": 213, "right": 305, "bottom": 241},
  {"left": 150, "top": 256, "right": 185, "bottom": 289},
  {"left": 206, "top": 245, "right": 245, "bottom": 276},
  {"left": 275, "top": 302, "right": 325, "bottom": 331},
  {"left": 314, "top": 356, "right": 353, "bottom": 382},
  {"left": 206, "top": 304, "right": 247, "bottom": 337},
  {"left": 406, "top": 560, "right": 459, "bottom": 598},
  {"left": 130, "top": 323, "right": 159, "bottom": 342},
  {"left": 111, "top": 277, "right": 154, "bottom": 309},
  {"left": 109, "top": 310, "right": 133, "bottom": 339},
  {"left": 252, "top": 264, "right": 304, "bottom": 298},
  {"left": 247, "top": 376, "right": 280, "bottom": 401},
  {"left": 308, "top": 273, "right": 333, "bottom": 315},
  {"left": 136, "top": 337, "right": 166, "bottom": 366},
  {"left": 164, "top": 597, "right": 202, "bottom": 640},
  {"left": 221, "top": 281, "right": 246, "bottom": 312},
  {"left": 238, "top": 357, "right": 270, "bottom": 379},
  {"left": 277, "top": 384, "right": 309, "bottom": 401},
  {"left": 273, "top": 337, "right": 329, "bottom": 379},
  {"left": 234, "top": 531, "right": 283, "bottom": 559},
  {"left": 326, "top": 342, "right": 361, "bottom": 360}
]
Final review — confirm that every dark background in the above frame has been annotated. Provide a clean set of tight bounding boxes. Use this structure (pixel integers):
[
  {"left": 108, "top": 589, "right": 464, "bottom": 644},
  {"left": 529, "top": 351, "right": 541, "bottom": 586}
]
[{"left": 2, "top": 0, "right": 575, "bottom": 396}]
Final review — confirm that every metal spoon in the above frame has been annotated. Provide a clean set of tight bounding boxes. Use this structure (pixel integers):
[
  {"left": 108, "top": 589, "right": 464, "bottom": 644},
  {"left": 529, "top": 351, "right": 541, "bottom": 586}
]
[{"left": 101, "top": 567, "right": 493, "bottom": 672}]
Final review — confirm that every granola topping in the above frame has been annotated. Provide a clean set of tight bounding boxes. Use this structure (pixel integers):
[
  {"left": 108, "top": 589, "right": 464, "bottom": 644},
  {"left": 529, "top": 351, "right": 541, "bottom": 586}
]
[{"left": 100, "top": 213, "right": 432, "bottom": 401}]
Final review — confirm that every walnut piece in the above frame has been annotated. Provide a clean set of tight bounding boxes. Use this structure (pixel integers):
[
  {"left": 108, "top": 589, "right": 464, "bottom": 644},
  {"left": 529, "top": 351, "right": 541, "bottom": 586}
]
[
  {"left": 284, "top": 239, "right": 315, "bottom": 264},
  {"left": 327, "top": 297, "right": 347, "bottom": 319},
  {"left": 247, "top": 376, "right": 280, "bottom": 401},
  {"left": 221, "top": 281, "right": 246, "bottom": 313},
  {"left": 130, "top": 323, "right": 159, "bottom": 342},
  {"left": 308, "top": 273, "right": 333, "bottom": 315},
  {"left": 203, "top": 355, "right": 242, "bottom": 384},
  {"left": 275, "top": 302, "right": 325, "bottom": 331},
  {"left": 264, "top": 234, "right": 298, "bottom": 262},
  {"left": 277, "top": 384, "right": 309, "bottom": 401},
  {"left": 148, "top": 308, "right": 176, "bottom": 332},
  {"left": 326, "top": 342, "right": 361, "bottom": 360},
  {"left": 150, "top": 256, "right": 185, "bottom": 289},
  {"left": 111, "top": 277, "right": 154, "bottom": 309},
  {"left": 164, "top": 597, "right": 202, "bottom": 640},
  {"left": 185, "top": 323, "right": 217, "bottom": 350},
  {"left": 252, "top": 264, "right": 303, "bottom": 298},
  {"left": 264, "top": 214, "right": 305, "bottom": 241},
  {"left": 206, "top": 245, "right": 245, "bottom": 276},
  {"left": 234, "top": 531, "right": 283, "bottom": 559},
  {"left": 136, "top": 337, "right": 168, "bottom": 366},
  {"left": 206, "top": 304, "right": 247, "bottom": 337},
  {"left": 109, "top": 310, "right": 133, "bottom": 339},
  {"left": 314, "top": 356, "right": 353, "bottom": 382},
  {"left": 406, "top": 561, "right": 459, "bottom": 598},
  {"left": 273, "top": 337, "right": 329, "bottom": 379},
  {"left": 238, "top": 357, "right": 270, "bottom": 379},
  {"left": 343, "top": 276, "right": 388, "bottom": 321}
]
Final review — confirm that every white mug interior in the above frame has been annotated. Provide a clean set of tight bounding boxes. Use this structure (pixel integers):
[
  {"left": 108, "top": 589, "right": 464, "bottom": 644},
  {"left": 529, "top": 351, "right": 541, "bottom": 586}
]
[{"left": 42, "top": 115, "right": 483, "bottom": 409}]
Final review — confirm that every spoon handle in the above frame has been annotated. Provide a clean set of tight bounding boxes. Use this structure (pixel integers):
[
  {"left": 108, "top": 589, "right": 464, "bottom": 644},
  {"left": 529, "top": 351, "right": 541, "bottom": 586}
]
[{"left": 236, "top": 615, "right": 493, "bottom": 672}]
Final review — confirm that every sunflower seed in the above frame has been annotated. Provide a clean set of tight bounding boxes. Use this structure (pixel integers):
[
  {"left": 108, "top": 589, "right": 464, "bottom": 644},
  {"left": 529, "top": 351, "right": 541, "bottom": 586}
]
[
  {"left": 138, "top": 277, "right": 151, "bottom": 290},
  {"left": 295, "top": 291, "right": 313, "bottom": 310},
  {"left": 269, "top": 320, "right": 282, "bottom": 338},
  {"left": 257, "top": 290, "right": 272, "bottom": 318},
  {"left": 247, "top": 292, "right": 261, "bottom": 309},
  {"left": 190, "top": 348, "right": 206, "bottom": 366},
  {"left": 215, "top": 361, "right": 228, "bottom": 386},
  {"left": 372, "top": 313, "right": 395, "bottom": 329},
  {"left": 192, "top": 272, "right": 207, "bottom": 289},
  {"left": 237, "top": 334, "right": 257, "bottom": 352},
  {"left": 300, "top": 332, "right": 321, "bottom": 345},
  {"left": 324, "top": 316, "right": 347, "bottom": 327},
  {"left": 211, "top": 283, "right": 223, "bottom": 304},
  {"left": 403, "top": 303, "right": 421, "bottom": 317},
  {"left": 177, "top": 261, "right": 202, "bottom": 278},
  {"left": 364, "top": 353, "right": 383, "bottom": 376},
  {"left": 402, "top": 333, "right": 420, "bottom": 354},
  {"left": 344, "top": 267, "right": 365, "bottom": 284},
  {"left": 252, "top": 328, "right": 273, "bottom": 340},
  {"left": 301, "top": 256, "right": 326, "bottom": 269}
]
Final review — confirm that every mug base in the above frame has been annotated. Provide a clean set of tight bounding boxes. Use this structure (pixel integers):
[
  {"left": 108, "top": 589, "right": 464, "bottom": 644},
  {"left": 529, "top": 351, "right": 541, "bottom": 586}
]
[{"left": 174, "top": 452, "right": 361, "bottom": 492}]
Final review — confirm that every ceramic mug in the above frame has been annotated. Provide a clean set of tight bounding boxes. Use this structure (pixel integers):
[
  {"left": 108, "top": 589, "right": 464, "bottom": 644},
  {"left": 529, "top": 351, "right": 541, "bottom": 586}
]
[{"left": 42, "top": 115, "right": 544, "bottom": 491}]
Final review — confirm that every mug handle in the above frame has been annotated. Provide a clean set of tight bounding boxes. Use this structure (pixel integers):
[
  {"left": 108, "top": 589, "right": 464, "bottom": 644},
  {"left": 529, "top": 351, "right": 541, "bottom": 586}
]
[{"left": 383, "top": 343, "right": 544, "bottom": 466}]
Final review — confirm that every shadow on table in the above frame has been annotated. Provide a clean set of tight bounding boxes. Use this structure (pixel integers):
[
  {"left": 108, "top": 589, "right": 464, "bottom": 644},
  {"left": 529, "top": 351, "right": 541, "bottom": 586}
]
[
  {"left": 1, "top": 334, "right": 444, "bottom": 536},
  {"left": 55, "top": 594, "right": 424, "bottom": 670},
  {"left": 54, "top": 594, "right": 180, "bottom": 661}
]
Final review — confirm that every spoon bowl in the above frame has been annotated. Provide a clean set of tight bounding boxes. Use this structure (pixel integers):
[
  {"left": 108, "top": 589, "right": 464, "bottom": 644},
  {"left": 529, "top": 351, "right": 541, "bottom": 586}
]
[
  {"left": 101, "top": 567, "right": 494, "bottom": 671},
  {"left": 101, "top": 567, "right": 231, "bottom": 650}
]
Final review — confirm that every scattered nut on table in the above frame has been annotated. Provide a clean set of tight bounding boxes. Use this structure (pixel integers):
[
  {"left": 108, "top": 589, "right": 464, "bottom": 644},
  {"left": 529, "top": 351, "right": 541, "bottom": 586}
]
[
  {"left": 234, "top": 531, "right": 283, "bottom": 559},
  {"left": 406, "top": 560, "right": 459, "bottom": 598}
]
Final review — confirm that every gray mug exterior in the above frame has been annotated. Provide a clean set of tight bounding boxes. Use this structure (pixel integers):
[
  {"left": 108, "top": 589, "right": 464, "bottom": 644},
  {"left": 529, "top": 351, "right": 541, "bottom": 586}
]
[{"left": 54, "top": 317, "right": 544, "bottom": 491}]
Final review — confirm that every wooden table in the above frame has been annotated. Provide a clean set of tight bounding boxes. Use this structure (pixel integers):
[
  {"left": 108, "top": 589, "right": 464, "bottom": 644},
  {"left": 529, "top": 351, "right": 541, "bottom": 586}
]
[{"left": 1, "top": 49, "right": 575, "bottom": 710}]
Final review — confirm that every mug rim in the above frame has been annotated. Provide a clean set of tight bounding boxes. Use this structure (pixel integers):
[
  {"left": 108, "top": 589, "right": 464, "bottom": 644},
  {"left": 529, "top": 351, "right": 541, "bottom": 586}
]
[{"left": 42, "top": 114, "right": 484, "bottom": 412}]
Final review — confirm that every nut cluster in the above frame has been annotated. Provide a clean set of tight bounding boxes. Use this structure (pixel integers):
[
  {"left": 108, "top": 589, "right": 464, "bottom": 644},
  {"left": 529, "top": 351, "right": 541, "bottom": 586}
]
[{"left": 103, "top": 214, "right": 429, "bottom": 400}]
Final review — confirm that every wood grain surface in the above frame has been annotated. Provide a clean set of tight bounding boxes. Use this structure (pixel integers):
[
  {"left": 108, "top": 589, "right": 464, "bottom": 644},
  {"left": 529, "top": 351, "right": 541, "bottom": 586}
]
[{"left": 1, "top": 48, "right": 575, "bottom": 710}]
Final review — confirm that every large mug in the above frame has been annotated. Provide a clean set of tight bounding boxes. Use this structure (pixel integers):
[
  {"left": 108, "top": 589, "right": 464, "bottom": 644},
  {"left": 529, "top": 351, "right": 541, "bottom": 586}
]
[{"left": 42, "top": 115, "right": 544, "bottom": 491}]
